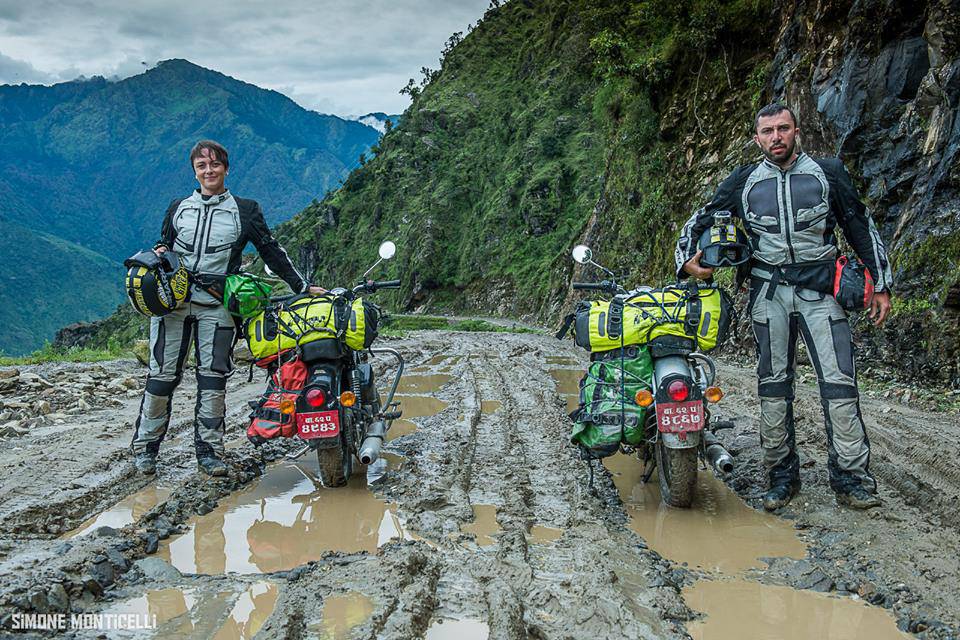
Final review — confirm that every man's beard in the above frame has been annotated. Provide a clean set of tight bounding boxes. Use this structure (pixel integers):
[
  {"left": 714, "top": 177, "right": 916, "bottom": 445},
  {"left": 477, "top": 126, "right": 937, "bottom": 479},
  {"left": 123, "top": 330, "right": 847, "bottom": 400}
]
[{"left": 762, "top": 138, "right": 796, "bottom": 164}]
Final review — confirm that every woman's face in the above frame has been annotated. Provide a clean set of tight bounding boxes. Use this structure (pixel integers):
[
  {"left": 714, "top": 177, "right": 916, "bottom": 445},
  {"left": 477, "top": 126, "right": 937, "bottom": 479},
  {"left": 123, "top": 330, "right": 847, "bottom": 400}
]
[{"left": 193, "top": 148, "right": 227, "bottom": 195}]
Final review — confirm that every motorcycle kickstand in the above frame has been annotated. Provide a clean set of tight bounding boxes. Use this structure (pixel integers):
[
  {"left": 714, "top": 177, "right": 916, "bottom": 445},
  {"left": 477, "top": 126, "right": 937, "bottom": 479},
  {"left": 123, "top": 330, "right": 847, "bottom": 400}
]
[{"left": 641, "top": 459, "right": 656, "bottom": 484}]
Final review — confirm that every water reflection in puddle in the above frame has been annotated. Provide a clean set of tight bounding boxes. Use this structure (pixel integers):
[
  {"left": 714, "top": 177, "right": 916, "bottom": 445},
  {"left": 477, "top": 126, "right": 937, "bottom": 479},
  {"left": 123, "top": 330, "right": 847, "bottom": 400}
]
[
  {"left": 65, "top": 486, "right": 171, "bottom": 538},
  {"left": 604, "top": 454, "right": 806, "bottom": 573},
  {"left": 461, "top": 504, "right": 500, "bottom": 547},
  {"left": 397, "top": 374, "right": 453, "bottom": 394},
  {"left": 306, "top": 591, "right": 374, "bottom": 640},
  {"left": 103, "top": 582, "right": 277, "bottom": 639},
  {"left": 684, "top": 579, "right": 909, "bottom": 640},
  {"left": 606, "top": 453, "right": 906, "bottom": 638},
  {"left": 425, "top": 617, "right": 490, "bottom": 640},
  {"left": 158, "top": 464, "right": 412, "bottom": 574},
  {"left": 548, "top": 368, "right": 582, "bottom": 414},
  {"left": 386, "top": 394, "right": 449, "bottom": 441},
  {"left": 480, "top": 400, "right": 501, "bottom": 414}
]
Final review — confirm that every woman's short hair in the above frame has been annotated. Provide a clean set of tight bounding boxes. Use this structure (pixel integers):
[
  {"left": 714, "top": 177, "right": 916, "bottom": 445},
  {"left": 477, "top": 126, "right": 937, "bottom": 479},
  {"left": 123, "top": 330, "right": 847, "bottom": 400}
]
[{"left": 190, "top": 140, "right": 229, "bottom": 169}]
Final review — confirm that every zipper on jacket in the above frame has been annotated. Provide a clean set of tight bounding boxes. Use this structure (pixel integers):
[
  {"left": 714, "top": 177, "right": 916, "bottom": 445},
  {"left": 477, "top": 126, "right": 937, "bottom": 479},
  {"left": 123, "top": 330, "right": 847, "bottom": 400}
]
[
  {"left": 781, "top": 172, "right": 796, "bottom": 263},
  {"left": 193, "top": 204, "right": 210, "bottom": 272}
]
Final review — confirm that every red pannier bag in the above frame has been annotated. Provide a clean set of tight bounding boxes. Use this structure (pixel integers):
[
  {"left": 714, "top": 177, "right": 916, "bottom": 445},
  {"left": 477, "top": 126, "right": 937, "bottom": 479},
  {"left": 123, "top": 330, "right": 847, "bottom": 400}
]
[{"left": 246, "top": 355, "right": 309, "bottom": 445}]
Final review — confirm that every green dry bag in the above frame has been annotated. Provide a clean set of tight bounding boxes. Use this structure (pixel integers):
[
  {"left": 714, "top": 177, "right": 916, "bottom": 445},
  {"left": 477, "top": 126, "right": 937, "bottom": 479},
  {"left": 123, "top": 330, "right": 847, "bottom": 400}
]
[{"left": 224, "top": 273, "right": 274, "bottom": 319}]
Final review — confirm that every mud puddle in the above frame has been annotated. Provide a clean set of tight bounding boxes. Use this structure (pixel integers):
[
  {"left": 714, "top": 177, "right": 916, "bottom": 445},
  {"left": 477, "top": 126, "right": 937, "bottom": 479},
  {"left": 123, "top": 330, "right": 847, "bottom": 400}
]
[
  {"left": 480, "top": 400, "right": 501, "bottom": 414},
  {"left": 64, "top": 485, "right": 172, "bottom": 538},
  {"left": 305, "top": 591, "right": 374, "bottom": 639},
  {"left": 103, "top": 581, "right": 278, "bottom": 639},
  {"left": 605, "top": 454, "right": 805, "bottom": 572},
  {"left": 528, "top": 524, "right": 563, "bottom": 543},
  {"left": 548, "top": 368, "right": 581, "bottom": 413},
  {"left": 388, "top": 395, "right": 448, "bottom": 439},
  {"left": 684, "top": 579, "right": 909, "bottom": 639},
  {"left": 460, "top": 504, "right": 500, "bottom": 546},
  {"left": 158, "top": 462, "right": 412, "bottom": 574},
  {"left": 396, "top": 374, "right": 453, "bottom": 394},
  {"left": 606, "top": 453, "right": 906, "bottom": 637}
]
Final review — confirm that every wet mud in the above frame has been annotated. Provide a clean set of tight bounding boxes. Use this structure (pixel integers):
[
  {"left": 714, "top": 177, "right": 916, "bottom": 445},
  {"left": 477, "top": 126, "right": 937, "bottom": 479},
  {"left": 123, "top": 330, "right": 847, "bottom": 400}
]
[{"left": 0, "top": 331, "right": 957, "bottom": 638}]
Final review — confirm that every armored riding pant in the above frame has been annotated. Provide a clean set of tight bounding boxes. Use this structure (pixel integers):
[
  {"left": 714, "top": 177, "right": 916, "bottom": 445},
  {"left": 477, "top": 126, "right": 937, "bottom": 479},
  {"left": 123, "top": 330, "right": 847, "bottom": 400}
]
[
  {"left": 750, "top": 278, "right": 876, "bottom": 494},
  {"left": 131, "top": 301, "right": 237, "bottom": 460}
]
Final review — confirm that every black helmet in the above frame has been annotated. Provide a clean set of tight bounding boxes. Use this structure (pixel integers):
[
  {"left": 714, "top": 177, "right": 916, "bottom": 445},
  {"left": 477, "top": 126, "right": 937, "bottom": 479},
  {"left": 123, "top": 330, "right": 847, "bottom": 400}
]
[
  {"left": 123, "top": 250, "right": 191, "bottom": 316},
  {"left": 698, "top": 211, "right": 751, "bottom": 268}
]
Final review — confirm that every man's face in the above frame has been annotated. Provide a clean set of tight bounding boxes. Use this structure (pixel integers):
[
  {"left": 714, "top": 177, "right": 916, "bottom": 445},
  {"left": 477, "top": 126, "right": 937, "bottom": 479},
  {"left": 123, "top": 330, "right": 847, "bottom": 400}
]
[
  {"left": 193, "top": 148, "right": 227, "bottom": 195},
  {"left": 754, "top": 111, "right": 799, "bottom": 166}
]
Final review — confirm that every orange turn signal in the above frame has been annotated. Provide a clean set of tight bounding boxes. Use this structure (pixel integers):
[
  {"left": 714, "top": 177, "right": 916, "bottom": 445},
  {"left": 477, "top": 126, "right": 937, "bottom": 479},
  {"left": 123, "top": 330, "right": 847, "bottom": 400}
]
[
  {"left": 705, "top": 386, "right": 724, "bottom": 403},
  {"left": 339, "top": 391, "right": 357, "bottom": 407},
  {"left": 279, "top": 397, "right": 296, "bottom": 415},
  {"left": 634, "top": 389, "right": 654, "bottom": 407}
]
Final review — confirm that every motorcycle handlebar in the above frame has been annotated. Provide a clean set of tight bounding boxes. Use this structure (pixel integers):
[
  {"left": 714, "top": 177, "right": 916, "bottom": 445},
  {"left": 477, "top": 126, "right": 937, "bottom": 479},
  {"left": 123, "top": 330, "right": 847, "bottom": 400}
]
[
  {"left": 352, "top": 279, "right": 402, "bottom": 294},
  {"left": 573, "top": 281, "right": 621, "bottom": 293}
]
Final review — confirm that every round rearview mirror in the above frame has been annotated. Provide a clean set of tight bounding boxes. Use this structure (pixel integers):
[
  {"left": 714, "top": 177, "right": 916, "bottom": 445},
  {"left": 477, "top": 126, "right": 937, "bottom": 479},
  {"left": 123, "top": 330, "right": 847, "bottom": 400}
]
[
  {"left": 572, "top": 245, "right": 592, "bottom": 264},
  {"left": 263, "top": 264, "right": 276, "bottom": 277},
  {"left": 378, "top": 241, "right": 397, "bottom": 260}
]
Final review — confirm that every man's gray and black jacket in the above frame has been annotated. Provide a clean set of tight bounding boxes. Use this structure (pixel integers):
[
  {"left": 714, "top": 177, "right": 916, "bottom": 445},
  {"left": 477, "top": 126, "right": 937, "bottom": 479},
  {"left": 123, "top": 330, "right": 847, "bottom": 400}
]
[
  {"left": 674, "top": 153, "right": 893, "bottom": 293},
  {"left": 155, "top": 189, "right": 309, "bottom": 305}
]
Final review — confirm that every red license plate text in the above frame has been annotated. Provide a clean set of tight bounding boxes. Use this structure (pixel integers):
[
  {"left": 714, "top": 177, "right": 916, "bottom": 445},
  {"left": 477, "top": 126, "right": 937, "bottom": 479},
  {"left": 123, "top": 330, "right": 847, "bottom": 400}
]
[
  {"left": 656, "top": 401, "right": 704, "bottom": 434},
  {"left": 297, "top": 411, "right": 340, "bottom": 439}
]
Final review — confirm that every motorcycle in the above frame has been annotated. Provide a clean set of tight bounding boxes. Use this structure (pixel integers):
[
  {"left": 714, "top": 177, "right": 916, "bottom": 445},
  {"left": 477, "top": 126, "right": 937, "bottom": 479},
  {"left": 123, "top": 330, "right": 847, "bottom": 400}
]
[
  {"left": 565, "top": 244, "right": 735, "bottom": 507},
  {"left": 246, "top": 241, "right": 405, "bottom": 488}
]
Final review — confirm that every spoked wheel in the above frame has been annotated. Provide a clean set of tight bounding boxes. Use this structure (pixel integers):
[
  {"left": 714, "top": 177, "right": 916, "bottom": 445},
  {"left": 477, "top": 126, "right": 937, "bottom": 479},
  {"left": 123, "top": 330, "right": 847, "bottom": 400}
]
[
  {"left": 316, "top": 412, "right": 353, "bottom": 487},
  {"left": 655, "top": 440, "right": 697, "bottom": 508}
]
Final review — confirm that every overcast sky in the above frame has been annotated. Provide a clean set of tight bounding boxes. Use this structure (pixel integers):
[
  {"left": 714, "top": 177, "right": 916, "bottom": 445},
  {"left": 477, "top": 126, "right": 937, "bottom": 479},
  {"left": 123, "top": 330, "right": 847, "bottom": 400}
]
[{"left": 0, "top": 0, "right": 489, "bottom": 116}]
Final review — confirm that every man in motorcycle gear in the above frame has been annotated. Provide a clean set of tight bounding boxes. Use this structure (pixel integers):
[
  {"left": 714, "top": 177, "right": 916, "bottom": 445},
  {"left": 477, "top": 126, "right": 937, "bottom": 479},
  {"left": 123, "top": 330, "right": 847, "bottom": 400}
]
[
  {"left": 675, "top": 103, "right": 893, "bottom": 510},
  {"left": 132, "top": 140, "right": 322, "bottom": 476}
]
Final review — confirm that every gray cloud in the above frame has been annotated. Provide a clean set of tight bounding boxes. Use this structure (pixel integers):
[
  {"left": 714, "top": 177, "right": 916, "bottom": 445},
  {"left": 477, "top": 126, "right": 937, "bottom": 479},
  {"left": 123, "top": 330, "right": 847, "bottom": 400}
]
[
  {"left": 0, "top": 52, "right": 54, "bottom": 84},
  {"left": 0, "top": 0, "right": 488, "bottom": 114}
]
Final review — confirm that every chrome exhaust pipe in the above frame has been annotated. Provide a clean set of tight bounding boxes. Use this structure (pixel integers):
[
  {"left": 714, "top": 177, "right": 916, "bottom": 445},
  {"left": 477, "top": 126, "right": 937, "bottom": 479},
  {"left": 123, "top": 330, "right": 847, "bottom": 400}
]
[
  {"left": 704, "top": 432, "right": 734, "bottom": 474},
  {"left": 358, "top": 420, "right": 387, "bottom": 465}
]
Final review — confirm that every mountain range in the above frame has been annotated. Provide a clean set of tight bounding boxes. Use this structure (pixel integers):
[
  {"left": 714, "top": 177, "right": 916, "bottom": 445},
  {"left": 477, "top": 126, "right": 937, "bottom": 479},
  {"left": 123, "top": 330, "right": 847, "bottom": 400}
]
[{"left": 0, "top": 59, "right": 382, "bottom": 355}]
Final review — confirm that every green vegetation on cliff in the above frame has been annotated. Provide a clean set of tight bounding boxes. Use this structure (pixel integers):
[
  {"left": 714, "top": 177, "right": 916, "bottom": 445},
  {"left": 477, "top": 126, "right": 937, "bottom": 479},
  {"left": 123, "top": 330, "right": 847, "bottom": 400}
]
[{"left": 278, "top": 0, "right": 772, "bottom": 319}]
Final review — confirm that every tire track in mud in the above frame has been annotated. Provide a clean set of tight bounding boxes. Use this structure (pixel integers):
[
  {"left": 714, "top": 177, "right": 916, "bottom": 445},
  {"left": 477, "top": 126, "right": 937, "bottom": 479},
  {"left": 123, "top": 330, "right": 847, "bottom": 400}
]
[{"left": 398, "top": 335, "right": 689, "bottom": 639}]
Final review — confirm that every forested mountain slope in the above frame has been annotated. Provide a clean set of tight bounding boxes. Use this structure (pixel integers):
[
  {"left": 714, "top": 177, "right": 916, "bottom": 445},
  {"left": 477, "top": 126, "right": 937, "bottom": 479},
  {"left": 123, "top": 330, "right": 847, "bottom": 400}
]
[{"left": 0, "top": 59, "right": 380, "bottom": 354}]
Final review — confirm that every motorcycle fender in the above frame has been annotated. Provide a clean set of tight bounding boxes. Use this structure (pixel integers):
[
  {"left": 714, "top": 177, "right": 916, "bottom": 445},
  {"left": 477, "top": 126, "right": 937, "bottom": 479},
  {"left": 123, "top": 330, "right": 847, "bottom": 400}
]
[
  {"left": 308, "top": 427, "right": 343, "bottom": 450},
  {"left": 660, "top": 431, "right": 700, "bottom": 450}
]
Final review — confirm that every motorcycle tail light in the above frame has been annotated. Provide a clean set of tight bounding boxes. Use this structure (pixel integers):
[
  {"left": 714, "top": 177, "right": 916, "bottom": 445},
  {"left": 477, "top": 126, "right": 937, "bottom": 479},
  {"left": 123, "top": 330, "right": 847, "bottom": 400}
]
[
  {"left": 705, "top": 386, "right": 724, "bottom": 403},
  {"left": 339, "top": 391, "right": 357, "bottom": 407},
  {"left": 634, "top": 389, "right": 654, "bottom": 407},
  {"left": 305, "top": 388, "right": 326, "bottom": 407},
  {"left": 667, "top": 380, "right": 690, "bottom": 402}
]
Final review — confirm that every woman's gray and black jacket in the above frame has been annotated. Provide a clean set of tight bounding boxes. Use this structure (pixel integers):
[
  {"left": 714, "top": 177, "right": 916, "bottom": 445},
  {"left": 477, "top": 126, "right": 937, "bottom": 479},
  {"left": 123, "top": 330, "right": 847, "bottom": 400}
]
[
  {"left": 155, "top": 189, "right": 309, "bottom": 305},
  {"left": 674, "top": 152, "right": 893, "bottom": 293}
]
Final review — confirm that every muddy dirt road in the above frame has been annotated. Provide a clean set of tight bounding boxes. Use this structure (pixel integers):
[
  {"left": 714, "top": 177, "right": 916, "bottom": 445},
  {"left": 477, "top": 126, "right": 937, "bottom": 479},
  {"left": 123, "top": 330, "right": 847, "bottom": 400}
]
[{"left": 0, "top": 331, "right": 957, "bottom": 638}]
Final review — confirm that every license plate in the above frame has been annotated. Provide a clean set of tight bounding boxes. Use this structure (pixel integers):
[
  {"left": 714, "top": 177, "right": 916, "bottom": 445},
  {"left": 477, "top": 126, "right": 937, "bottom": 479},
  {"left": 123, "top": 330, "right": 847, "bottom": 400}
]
[
  {"left": 656, "top": 401, "right": 705, "bottom": 434},
  {"left": 296, "top": 410, "right": 340, "bottom": 439}
]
